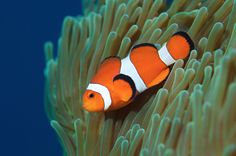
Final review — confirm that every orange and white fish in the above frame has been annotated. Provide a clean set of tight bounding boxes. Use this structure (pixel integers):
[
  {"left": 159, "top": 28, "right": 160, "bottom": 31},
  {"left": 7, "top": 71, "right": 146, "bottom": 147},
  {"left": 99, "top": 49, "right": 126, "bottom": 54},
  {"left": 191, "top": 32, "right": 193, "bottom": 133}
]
[{"left": 83, "top": 31, "right": 194, "bottom": 112}]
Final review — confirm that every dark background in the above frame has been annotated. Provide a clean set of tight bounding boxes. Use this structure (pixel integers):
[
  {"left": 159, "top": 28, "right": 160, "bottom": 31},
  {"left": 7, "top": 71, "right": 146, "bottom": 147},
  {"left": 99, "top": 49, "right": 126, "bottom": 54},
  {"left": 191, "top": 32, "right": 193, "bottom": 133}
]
[{"left": 0, "top": 0, "right": 82, "bottom": 155}]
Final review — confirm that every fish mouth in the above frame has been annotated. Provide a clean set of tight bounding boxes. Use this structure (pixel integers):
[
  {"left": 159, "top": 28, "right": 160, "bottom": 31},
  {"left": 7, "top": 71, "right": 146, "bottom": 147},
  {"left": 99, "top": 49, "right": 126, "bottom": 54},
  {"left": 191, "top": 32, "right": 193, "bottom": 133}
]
[
  {"left": 82, "top": 102, "right": 102, "bottom": 112},
  {"left": 82, "top": 94, "right": 93, "bottom": 112},
  {"left": 82, "top": 103, "right": 92, "bottom": 112}
]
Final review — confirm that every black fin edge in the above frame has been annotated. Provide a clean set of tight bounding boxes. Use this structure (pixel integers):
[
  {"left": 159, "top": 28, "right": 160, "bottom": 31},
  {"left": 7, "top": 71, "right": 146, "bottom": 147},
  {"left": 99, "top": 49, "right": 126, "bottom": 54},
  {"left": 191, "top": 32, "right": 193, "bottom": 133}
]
[
  {"left": 131, "top": 43, "right": 157, "bottom": 51},
  {"left": 173, "top": 31, "right": 195, "bottom": 51},
  {"left": 113, "top": 74, "right": 136, "bottom": 100}
]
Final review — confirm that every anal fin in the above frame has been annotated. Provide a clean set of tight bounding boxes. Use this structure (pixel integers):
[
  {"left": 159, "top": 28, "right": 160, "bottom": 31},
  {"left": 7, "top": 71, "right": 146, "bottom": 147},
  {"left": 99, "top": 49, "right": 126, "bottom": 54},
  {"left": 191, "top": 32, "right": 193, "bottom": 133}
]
[{"left": 148, "top": 68, "right": 170, "bottom": 87}]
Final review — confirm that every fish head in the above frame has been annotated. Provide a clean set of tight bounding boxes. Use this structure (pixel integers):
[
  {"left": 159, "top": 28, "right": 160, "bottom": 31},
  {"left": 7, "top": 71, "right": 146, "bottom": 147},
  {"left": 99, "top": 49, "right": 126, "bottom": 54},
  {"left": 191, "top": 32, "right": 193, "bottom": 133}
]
[{"left": 82, "top": 89, "right": 105, "bottom": 112}]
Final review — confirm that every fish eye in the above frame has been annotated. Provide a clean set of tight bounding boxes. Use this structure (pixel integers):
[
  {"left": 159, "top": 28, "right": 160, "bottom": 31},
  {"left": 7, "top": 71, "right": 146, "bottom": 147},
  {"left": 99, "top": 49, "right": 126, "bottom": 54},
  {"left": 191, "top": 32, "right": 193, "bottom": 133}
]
[{"left": 89, "top": 93, "right": 94, "bottom": 98}]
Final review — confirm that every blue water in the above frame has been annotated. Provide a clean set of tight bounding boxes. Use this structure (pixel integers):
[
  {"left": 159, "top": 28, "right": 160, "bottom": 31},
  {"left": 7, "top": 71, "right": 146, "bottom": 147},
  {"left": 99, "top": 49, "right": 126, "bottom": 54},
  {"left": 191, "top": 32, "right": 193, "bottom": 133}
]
[{"left": 0, "top": 0, "right": 82, "bottom": 155}]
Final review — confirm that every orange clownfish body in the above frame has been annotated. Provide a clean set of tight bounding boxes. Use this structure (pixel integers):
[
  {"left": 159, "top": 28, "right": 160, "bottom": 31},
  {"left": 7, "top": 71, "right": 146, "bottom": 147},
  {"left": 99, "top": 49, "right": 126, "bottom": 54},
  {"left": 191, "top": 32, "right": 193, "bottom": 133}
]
[{"left": 83, "top": 31, "right": 194, "bottom": 112}]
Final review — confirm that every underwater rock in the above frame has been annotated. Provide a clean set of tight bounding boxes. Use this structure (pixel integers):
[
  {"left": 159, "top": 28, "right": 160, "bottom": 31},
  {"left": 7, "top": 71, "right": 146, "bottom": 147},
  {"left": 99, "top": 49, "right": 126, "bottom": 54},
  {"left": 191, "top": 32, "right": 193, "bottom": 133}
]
[{"left": 44, "top": 0, "right": 236, "bottom": 155}]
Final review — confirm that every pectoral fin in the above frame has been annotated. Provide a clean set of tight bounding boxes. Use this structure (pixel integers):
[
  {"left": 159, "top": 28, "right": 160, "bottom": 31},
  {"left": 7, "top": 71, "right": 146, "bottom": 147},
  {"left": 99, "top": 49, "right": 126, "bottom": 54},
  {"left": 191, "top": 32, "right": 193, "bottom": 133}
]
[
  {"left": 148, "top": 68, "right": 170, "bottom": 87},
  {"left": 113, "top": 74, "right": 136, "bottom": 102}
]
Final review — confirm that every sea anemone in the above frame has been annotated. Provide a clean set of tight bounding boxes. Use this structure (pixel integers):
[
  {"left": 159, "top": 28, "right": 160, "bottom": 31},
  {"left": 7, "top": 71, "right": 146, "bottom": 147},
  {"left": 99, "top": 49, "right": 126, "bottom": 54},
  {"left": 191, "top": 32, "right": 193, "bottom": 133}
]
[{"left": 44, "top": 0, "right": 236, "bottom": 155}]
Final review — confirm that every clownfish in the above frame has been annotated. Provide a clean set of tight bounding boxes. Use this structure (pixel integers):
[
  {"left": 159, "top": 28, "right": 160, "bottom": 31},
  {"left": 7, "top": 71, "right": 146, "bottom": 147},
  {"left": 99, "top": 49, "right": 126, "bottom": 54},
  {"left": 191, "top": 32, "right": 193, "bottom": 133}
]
[{"left": 83, "top": 31, "right": 194, "bottom": 112}]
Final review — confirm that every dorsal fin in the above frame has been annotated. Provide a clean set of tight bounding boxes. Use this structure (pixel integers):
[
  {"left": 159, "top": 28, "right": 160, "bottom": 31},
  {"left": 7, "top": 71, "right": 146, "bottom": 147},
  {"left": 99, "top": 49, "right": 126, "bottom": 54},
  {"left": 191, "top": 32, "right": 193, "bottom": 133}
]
[
  {"left": 91, "top": 56, "right": 121, "bottom": 83},
  {"left": 100, "top": 56, "right": 121, "bottom": 66},
  {"left": 131, "top": 43, "right": 157, "bottom": 51},
  {"left": 98, "top": 56, "right": 121, "bottom": 73}
]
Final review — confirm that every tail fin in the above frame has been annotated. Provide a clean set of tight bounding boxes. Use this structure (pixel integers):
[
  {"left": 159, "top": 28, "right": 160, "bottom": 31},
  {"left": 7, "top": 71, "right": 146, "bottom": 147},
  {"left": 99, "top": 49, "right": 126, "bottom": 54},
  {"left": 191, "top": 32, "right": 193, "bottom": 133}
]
[{"left": 166, "top": 31, "right": 194, "bottom": 60}]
